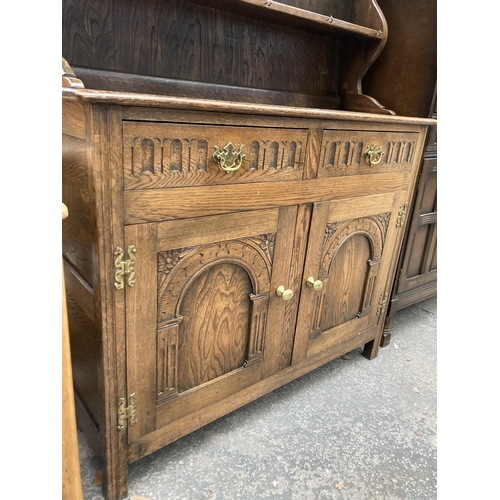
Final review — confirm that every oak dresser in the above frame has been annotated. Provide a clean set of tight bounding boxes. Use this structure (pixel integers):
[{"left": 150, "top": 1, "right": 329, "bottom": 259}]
[{"left": 62, "top": 1, "right": 436, "bottom": 498}]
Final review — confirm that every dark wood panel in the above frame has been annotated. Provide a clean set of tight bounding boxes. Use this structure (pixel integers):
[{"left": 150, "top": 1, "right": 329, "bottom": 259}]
[
  {"left": 62, "top": 0, "right": 341, "bottom": 96},
  {"left": 363, "top": 0, "right": 437, "bottom": 117},
  {"left": 277, "top": 0, "right": 353, "bottom": 19},
  {"left": 72, "top": 68, "right": 341, "bottom": 109}
]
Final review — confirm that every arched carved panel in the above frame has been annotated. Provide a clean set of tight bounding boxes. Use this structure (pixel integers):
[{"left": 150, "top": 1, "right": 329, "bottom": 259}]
[
  {"left": 321, "top": 233, "right": 371, "bottom": 330},
  {"left": 157, "top": 238, "right": 272, "bottom": 325},
  {"left": 155, "top": 236, "right": 273, "bottom": 403},
  {"left": 308, "top": 214, "right": 391, "bottom": 338}
]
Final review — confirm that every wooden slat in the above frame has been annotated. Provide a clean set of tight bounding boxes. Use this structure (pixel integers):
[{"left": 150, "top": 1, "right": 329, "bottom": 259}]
[
  {"left": 307, "top": 316, "right": 370, "bottom": 358},
  {"left": 327, "top": 192, "right": 396, "bottom": 222},
  {"left": 90, "top": 104, "right": 129, "bottom": 500},
  {"left": 62, "top": 89, "right": 437, "bottom": 127},
  {"left": 262, "top": 205, "right": 298, "bottom": 378},
  {"left": 124, "top": 173, "right": 409, "bottom": 224},
  {"left": 125, "top": 223, "right": 159, "bottom": 441},
  {"left": 291, "top": 201, "right": 330, "bottom": 365},
  {"left": 156, "top": 209, "right": 279, "bottom": 251}
]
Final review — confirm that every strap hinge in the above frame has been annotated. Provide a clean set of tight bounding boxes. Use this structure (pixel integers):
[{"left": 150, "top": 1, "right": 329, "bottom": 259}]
[{"left": 118, "top": 393, "right": 137, "bottom": 431}]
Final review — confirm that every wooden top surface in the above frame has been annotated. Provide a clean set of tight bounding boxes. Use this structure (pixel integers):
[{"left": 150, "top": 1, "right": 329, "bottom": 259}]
[{"left": 62, "top": 88, "right": 436, "bottom": 127}]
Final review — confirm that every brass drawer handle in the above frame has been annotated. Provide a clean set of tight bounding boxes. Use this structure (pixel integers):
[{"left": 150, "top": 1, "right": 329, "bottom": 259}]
[
  {"left": 306, "top": 277, "right": 323, "bottom": 291},
  {"left": 276, "top": 285, "right": 294, "bottom": 301},
  {"left": 213, "top": 142, "right": 245, "bottom": 172},
  {"left": 365, "top": 144, "right": 384, "bottom": 167}
]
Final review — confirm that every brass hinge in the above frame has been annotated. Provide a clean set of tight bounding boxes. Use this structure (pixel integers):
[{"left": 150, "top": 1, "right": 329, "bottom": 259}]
[
  {"left": 376, "top": 293, "right": 388, "bottom": 316},
  {"left": 118, "top": 393, "right": 137, "bottom": 431},
  {"left": 114, "top": 245, "right": 137, "bottom": 289},
  {"left": 396, "top": 202, "right": 409, "bottom": 228}
]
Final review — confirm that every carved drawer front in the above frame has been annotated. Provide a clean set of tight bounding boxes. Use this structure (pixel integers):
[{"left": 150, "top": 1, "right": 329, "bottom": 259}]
[
  {"left": 122, "top": 121, "right": 308, "bottom": 189},
  {"left": 318, "top": 130, "right": 419, "bottom": 178}
]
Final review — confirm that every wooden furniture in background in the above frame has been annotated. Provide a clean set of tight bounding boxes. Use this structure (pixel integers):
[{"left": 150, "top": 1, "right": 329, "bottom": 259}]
[
  {"left": 62, "top": 203, "right": 84, "bottom": 500},
  {"left": 362, "top": 0, "right": 437, "bottom": 344},
  {"left": 62, "top": 1, "right": 436, "bottom": 498}
]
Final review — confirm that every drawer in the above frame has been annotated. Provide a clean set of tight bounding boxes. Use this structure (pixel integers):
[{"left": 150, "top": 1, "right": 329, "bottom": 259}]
[
  {"left": 318, "top": 129, "right": 419, "bottom": 179},
  {"left": 122, "top": 121, "right": 308, "bottom": 190}
]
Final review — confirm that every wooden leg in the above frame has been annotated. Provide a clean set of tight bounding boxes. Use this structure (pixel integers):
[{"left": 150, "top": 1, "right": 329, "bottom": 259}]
[
  {"left": 362, "top": 338, "right": 380, "bottom": 360},
  {"left": 380, "top": 316, "right": 392, "bottom": 347}
]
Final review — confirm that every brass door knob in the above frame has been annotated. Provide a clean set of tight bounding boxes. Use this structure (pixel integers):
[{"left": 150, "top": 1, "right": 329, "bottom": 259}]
[
  {"left": 276, "top": 285, "right": 294, "bottom": 301},
  {"left": 306, "top": 277, "right": 323, "bottom": 291}
]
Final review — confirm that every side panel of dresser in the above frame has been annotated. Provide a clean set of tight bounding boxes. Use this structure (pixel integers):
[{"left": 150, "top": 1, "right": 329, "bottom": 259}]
[
  {"left": 381, "top": 113, "right": 437, "bottom": 345},
  {"left": 62, "top": 100, "right": 129, "bottom": 500}
]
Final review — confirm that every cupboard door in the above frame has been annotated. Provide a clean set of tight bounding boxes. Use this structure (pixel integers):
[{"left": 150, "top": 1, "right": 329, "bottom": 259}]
[
  {"left": 292, "top": 192, "right": 403, "bottom": 364},
  {"left": 124, "top": 207, "right": 298, "bottom": 444}
]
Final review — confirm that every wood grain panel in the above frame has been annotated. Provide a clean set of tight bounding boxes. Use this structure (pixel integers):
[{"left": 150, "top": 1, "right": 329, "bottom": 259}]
[
  {"left": 177, "top": 263, "right": 252, "bottom": 392},
  {"left": 124, "top": 172, "right": 409, "bottom": 223},
  {"left": 62, "top": 0, "right": 340, "bottom": 96},
  {"left": 321, "top": 234, "right": 371, "bottom": 329}
]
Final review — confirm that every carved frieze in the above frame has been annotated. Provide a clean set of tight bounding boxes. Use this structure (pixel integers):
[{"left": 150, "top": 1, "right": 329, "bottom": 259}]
[
  {"left": 122, "top": 122, "right": 307, "bottom": 189},
  {"left": 319, "top": 131, "right": 417, "bottom": 176}
]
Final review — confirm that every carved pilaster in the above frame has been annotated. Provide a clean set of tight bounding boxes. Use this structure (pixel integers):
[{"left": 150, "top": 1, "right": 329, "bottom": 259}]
[
  {"left": 309, "top": 280, "right": 327, "bottom": 339},
  {"left": 245, "top": 293, "right": 269, "bottom": 366},
  {"left": 359, "top": 259, "right": 380, "bottom": 317},
  {"left": 156, "top": 318, "right": 182, "bottom": 404}
]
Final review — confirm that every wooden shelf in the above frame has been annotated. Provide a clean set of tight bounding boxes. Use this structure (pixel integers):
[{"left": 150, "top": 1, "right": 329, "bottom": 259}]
[{"left": 191, "top": 0, "right": 385, "bottom": 39}]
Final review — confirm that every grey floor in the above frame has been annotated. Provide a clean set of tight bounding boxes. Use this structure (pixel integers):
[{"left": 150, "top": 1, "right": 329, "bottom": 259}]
[{"left": 78, "top": 296, "right": 437, "bottom": 500}]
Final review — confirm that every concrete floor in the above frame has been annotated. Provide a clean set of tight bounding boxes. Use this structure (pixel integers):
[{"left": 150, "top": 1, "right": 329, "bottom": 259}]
[{"left": 78, "top": 296, "right": 437, "bottom": 500}]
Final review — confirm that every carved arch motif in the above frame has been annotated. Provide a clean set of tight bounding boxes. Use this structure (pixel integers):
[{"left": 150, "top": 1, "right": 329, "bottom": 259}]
[{"left": 321, "top": 214, "right": 390, "bottom": 277}]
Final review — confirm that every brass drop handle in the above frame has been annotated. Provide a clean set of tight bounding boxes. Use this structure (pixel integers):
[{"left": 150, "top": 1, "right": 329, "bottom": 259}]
[
  {"left": 213, "top": 142, "right": 245, "bottom": 172},
  {"left": 306, "top": 277, "right": 323, "bottom": 291},
  {"left": 365, "top": 144, "right": 384, "bottom": 167},
  {"left": 276, "top": 285, "right": 294, "bottom": 301}
]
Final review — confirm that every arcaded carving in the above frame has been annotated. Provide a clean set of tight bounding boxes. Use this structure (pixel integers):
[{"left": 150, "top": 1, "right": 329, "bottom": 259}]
[
  {"left": 319, "top": 139, "right": 415, "bottom": 175},
  {"left": 122, "top": 123, "right": 307, "bottom": 189},
  {"left": 321, "top": 214, "right": 390, "bottom": 276},
  {"left": 157, "top": 238, "right": 273, "bottom": 327}
]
